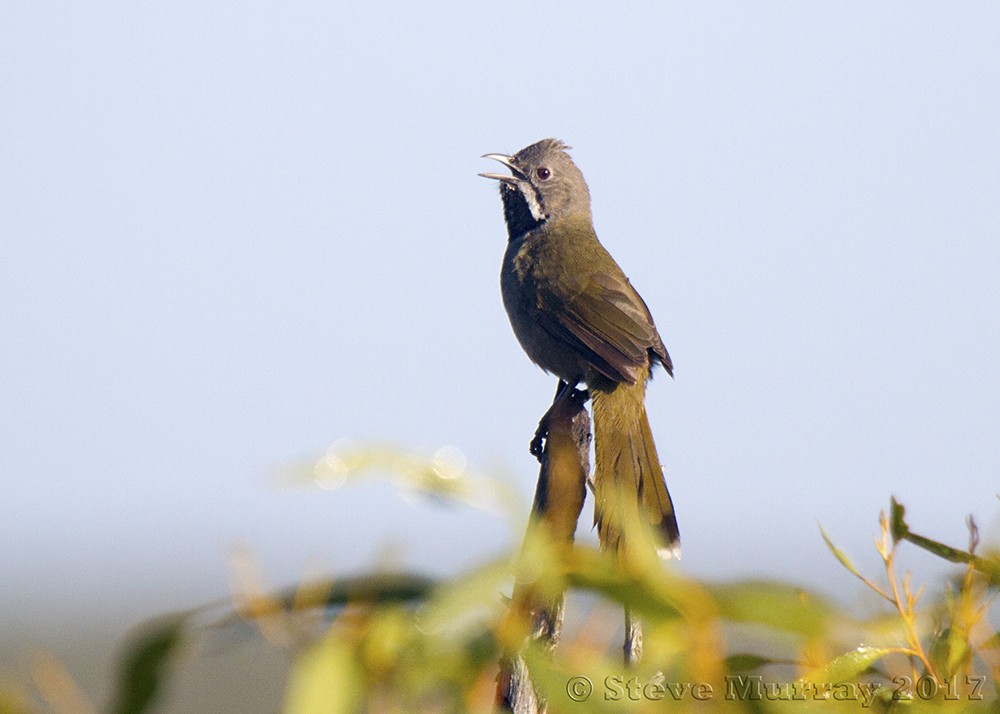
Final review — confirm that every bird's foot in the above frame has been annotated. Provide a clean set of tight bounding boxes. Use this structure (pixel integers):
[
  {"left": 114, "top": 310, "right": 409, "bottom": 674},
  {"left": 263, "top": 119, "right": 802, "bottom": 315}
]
[
  {"left": 529, "top": 383, "right": 590, "bottom": 462},
  {"left": 530, "top": 423, "right": 548, "bottom": 461}
]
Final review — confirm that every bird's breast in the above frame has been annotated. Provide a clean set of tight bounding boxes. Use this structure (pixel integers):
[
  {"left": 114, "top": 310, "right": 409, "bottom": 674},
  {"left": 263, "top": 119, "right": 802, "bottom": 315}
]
[{"left": 500, "top": 232, "right": 588, "bottom": 384}]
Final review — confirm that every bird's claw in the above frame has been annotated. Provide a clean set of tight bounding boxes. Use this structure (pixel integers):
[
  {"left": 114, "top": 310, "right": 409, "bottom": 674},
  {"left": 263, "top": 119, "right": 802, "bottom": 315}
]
[{"left": 530, "top": 425, "right": 547, "bottom": 461}]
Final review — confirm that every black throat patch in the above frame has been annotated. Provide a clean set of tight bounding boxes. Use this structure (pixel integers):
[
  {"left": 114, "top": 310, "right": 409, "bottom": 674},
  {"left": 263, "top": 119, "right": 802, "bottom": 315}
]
[{"left": 500, "top": 183, "right": 545, "bottom": 241}]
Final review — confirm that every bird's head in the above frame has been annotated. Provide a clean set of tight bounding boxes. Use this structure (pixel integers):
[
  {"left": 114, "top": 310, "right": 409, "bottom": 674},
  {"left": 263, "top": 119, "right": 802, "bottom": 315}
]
[{"left": 480, "top": 138, "right": 591, "bottom": 239}]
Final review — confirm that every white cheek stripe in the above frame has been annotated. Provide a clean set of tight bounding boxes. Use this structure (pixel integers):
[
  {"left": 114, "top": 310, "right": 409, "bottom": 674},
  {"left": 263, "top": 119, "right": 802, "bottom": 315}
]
[{"left": 523, "top": 187, "right": 547, "bottom": 222}]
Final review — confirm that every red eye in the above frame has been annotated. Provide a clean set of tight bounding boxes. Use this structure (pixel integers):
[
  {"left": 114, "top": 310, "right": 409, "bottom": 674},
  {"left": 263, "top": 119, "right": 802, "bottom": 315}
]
[{"left": 536, "top": 167, "right": 551, "bottom": 181}]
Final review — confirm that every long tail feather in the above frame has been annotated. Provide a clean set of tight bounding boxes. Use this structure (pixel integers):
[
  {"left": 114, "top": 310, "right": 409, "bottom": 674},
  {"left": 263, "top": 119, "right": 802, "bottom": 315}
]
[{"left": 592, "top": 378, "right": 680, "bottom": 558}]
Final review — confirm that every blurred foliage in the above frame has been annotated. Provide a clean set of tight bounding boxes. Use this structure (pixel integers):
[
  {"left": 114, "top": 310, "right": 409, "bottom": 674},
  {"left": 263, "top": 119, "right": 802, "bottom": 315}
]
[
  {"left": 3, "top": 446, "right": 999, "bottom": 713},
  {"left": 106, "top": 615, "right": 187, "bottom": 714}
]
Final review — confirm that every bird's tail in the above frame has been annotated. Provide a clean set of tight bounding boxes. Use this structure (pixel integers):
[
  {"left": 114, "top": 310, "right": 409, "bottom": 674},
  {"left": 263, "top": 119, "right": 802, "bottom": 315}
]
[{"left": 592, "top": 376, "right": 680, "bottom": 559}]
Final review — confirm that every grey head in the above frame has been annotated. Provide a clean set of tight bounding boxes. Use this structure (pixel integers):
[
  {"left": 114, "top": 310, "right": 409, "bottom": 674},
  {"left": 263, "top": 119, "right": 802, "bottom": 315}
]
[{"left": 480, "top": 138, "right": 592, "bottom": 240}]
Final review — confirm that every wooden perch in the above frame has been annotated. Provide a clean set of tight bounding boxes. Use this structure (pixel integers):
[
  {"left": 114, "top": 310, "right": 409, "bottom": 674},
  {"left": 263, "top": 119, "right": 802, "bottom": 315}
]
[{"left": 496, "top": 386, "right": 590, "bottom": 714}]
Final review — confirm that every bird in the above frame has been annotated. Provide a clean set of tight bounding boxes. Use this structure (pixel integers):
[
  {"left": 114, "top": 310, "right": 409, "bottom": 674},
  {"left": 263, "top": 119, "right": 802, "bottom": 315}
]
[{"left": 481, "top": 139, "right": 679, "bottom": 559}]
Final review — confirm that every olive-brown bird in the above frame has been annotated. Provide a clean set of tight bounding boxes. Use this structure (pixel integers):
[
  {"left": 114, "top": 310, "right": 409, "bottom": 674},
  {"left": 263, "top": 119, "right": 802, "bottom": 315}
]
[{"left": 481, "top": 139, "right": 679, "bottom": 558}]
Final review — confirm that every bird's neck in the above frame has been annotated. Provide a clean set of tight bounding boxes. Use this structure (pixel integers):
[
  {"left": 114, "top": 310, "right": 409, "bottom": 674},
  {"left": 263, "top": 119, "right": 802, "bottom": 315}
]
[
  {"left": 530, "top": 213, "right": 597, "bottom": 245},
  {"left": 502, "top": 190, "right": 595, "bottom": 245}
]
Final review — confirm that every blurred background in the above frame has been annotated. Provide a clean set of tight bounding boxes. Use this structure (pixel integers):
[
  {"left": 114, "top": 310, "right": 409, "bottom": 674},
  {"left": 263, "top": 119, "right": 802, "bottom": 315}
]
[{"left": 2, "top": 2, "right": 999, "bottom": 710}]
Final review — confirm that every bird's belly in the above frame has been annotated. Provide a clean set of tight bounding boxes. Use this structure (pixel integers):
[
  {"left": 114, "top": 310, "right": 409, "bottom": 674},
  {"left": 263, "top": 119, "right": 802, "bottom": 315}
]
[
  {"left": 511, "top": 311, "right": 584, "bottom": 383},
  {"left": 501, "top": 261, "right": 586, "bottom": 384}
]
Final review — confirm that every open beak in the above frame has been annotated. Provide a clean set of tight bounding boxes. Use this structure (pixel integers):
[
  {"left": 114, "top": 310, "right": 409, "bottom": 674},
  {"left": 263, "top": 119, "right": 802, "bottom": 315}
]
[{"left": 479, "top": 153, "right": 526, "bottom": 184}]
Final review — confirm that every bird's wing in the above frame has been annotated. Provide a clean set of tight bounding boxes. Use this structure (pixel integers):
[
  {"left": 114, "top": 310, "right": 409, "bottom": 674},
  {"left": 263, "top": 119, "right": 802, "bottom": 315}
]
[{"left": 536, "top": 270, "right": 669, "bottom": 385}]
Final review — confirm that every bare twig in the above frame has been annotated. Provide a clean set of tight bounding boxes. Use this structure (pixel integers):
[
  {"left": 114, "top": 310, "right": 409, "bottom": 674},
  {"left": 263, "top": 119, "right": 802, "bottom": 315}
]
[{"left": 624, "top": 609, "right": 642, "bottom": 666}]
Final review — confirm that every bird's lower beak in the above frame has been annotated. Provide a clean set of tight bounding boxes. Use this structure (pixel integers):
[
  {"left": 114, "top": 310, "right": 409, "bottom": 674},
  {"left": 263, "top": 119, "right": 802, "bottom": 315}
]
[{"left": 479, "top": 153, "right": 526, "bottom": 183}]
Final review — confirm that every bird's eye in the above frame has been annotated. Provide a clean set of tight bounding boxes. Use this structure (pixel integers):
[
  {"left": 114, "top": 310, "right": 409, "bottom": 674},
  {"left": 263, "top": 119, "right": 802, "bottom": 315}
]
[{"left": 536, "top": 167, "right": 551, "bottom": 181}]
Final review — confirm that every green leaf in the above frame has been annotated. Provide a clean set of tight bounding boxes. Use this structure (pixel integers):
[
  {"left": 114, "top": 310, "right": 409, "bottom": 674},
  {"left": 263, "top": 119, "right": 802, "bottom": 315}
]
[
  {"left": 562, "top": 548, "right": 689, "bottom": 623},
  {"left": 520, "top": 645, "right": 629, "bottom": 714},
  {"left": 319, "top": 572, "right": 437, "bottom": 608},
  {"left": 725, "top": 653, "right": 782, "bottom": 672},
  {"left": 889, "top": 497, "right": 908, "bottom": 543},
  {"left": 886, "top": 500, "right": 1000, "bottom": 584},
  {"left": 283, "top": 633, "right": 364, "bottom": 714},
  {"left": 929, "top": 627, "right": 973, "bottom": 679},
  {"left": 819, "top": 525, "right": 863, "bottom": 579},
  {"left": 707, "top": 581, "right": 832, "bottom": 637},
  {"left": 903, "top": 532, "right": 977, "bottom": 566},
  {"left": 108, "top": 613, "right": 189, "bottom": 714},
  {"left": 419, "top": 558, "right": 511, "bottom": 635},
  {"left": 803, "top": 645, "right": 891, "bottom": 684}
]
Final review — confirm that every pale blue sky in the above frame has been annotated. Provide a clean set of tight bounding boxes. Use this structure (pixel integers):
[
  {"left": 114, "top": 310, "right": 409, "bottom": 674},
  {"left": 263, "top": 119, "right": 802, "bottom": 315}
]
[{"left": 2, "top": 0, "right": 999, "bottom": 659}]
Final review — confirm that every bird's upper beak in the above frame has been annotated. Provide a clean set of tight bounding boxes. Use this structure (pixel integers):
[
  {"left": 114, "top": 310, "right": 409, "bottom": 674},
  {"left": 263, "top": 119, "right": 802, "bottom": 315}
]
[{"left": 479, "top": 153, "right": 526, "bottom": 184}]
